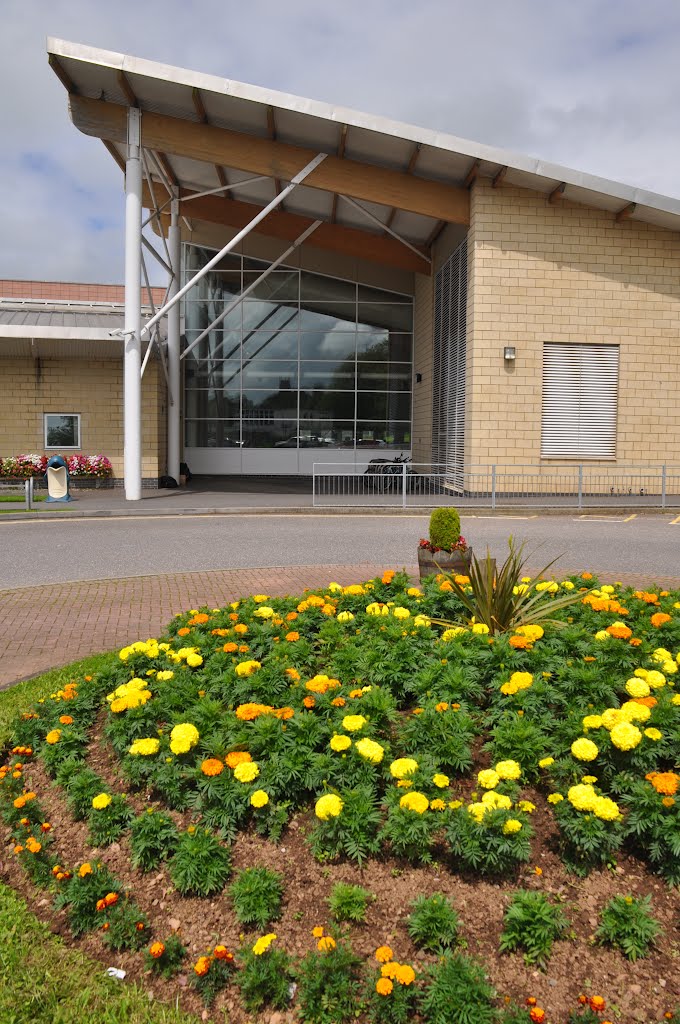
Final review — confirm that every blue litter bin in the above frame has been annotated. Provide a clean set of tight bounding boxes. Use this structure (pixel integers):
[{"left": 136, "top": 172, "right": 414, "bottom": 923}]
[{"left": 45, "top": 455, "right": 73, "bottom": 502}]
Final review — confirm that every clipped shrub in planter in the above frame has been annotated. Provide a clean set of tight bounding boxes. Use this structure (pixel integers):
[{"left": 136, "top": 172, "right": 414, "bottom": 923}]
[{"left": 418, "top": 506, "right": 470, "bottom": 578}]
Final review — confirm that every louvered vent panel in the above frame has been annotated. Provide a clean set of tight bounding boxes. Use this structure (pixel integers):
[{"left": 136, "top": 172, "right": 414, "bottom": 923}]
[
  {"left": 432, "top": 238, "right": 467, "bottom": 485},
  {"left": 541, "top": 343, "right": 619, "bottom": 458}
]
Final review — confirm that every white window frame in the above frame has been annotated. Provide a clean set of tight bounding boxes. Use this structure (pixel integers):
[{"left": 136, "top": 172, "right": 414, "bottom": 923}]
[
  {"left": 44, "top": 413, "right": 81, "bottom": 450},
  {"left": 540, "top": 343, "right": 619, "bottom": 460}
]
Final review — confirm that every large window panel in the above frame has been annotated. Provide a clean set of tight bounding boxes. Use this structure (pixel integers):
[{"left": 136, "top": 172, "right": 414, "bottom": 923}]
[
  {"left": 185, "top": 390, "right": 240, "bottom": 419},
  {"left": 242, "top": 332, "right": 298, "bottom": 360},
  {"left": 243, "top": 420, "right": 298, "bottom": 447},
  {"left": 356, "top": 420, "right": 411, "bottom": 447},
  {"left": 300, "top": 332, "right": 356, "bottom": 361},
  {"left": 242, "top": 389, "right": 298, "bottom": 417},
  {"left": 241, "top": 361, "right": 298, "bottom": 390},
  {"left": 242, "top": 301, "right": 299, "bottom": 334},
  {"left": 300, "top": 361, "right": 356, "bottom": 390},
  {"left": 541, "top": 343, "right": 619, "bottom": 459},
  {"left": 356, "top": 392, "right": 411, "bottom": 421},
  {"left": 357, "top": 362, "right": 412, "bottom": 391},
  {"left": 185, "top": 359, "right": 242, "bottom": 387},
  {"left": 185, "top": 420, "right": 242, "bottom": 448},
  {"left": 299, "top": 390, "right": 356, "bottom": 419},
  {"left": 299, "top": 306, "right": 357, "bottom": 332}
]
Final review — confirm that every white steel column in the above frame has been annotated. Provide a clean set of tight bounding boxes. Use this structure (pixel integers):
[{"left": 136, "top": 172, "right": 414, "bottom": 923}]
[
  {"left": 124, "top": 107, "right": 143, "bottom": 501},
  {"left": 167, "top": 192, "right": 181, "bottom": 484}
]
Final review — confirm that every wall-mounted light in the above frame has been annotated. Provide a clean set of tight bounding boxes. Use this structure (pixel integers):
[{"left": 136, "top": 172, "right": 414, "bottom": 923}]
[
  {"left": 415, "top": 372, "right": 423, "bottom": 383},
  {"left": 503, "top": 346, "right": 516, "bottom": 362}
]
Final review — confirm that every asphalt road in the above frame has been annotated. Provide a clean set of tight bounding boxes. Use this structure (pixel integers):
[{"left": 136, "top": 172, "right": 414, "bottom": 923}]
[{"left": 1, "top": 511, "right": 680, "bottom": 589}]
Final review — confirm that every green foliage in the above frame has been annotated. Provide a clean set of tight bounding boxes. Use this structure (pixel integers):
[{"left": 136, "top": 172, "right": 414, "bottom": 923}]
[
  {"left": 100, "top": 896, "right": 150, "bottom": 952},
  {"left": 483, "top": 716, "right": 547, "bottom": 782},
  {"left": 499, "top": 890, "right": 567, "bottom": 966},
  {"left": 87, "top": 794, "right": 134, "bottom": 847},
  {"left": 446, "top": 806, "right": 532, "bottom": 875},
  {"left": 55, "top": 862, "right": 122, "bottom": 937},
  {"left": 366, "top": 968, "right": 418, "bottom": 1024},
  {"left": 435, "top": 538, "right": 586, "bottom": 634},
  {"left": 130, "top": 809, "right": 179, "bottom": 872},
  {"left": 230, "top": 866, "right": 283, "bottom": 930},
  {"left": 296, "top": 937, "right": 364, "bottom": 1024},
  {"left": 237, "top": 942, "right": 293, "bottom": 1013},
  {"left": 308, "top": 786, "right": 382, "bottom": 865},
  {"left": 596, "top": 893, "right": 661, "bottom": 961},
  {"left": 407, "top": 893, "right": 460, "bottom": 952},
  {"left": 328, "top": 881, "right": 373, "bottom": 924},
  {"left": 168, "top": 828, "right": 232, "bottom": 897},
  {"left": 419, "top": 951, "right": 497, "bottom": 1024},
  {"left": 399, "top": 702, "right": 475, "bottom": 774},
  {"left": 379, "top": 802, "right": 439, "bottom": 864},
  {"left": 61, "top": 767, "right": 108, "bottom": 821},
  {"left": 144, "top": 934, "right": 187, "bottom": 979},
  {"left": 191, "top": 952, "right": 236, "bottom": 1007},
  {"left": 553, "top": 797, "right": 624, "bottom": 876},
  {"left": 619, "top": 776, "right": 680, "bottom": 884},
  {"left": 429, "top": 506, "right": 461, "bottom": 550}
]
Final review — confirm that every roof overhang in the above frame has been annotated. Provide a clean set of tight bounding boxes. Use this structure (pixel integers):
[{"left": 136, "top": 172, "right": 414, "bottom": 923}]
[{"left": 47, "top": 37, "right": 680, "bottom": 275}]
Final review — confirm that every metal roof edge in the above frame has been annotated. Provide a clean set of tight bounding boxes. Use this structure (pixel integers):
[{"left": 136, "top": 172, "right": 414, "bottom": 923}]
[{"left": 46, "top": 38, "right": 680, "bottom": 221}]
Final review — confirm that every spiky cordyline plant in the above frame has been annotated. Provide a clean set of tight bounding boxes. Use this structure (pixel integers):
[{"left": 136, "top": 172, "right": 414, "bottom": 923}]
[{"left": 432, "top": 537, "right": 587, "bottom": 635}]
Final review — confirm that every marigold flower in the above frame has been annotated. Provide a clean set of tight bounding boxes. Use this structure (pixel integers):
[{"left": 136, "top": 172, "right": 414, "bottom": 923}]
[
  {"left": 252, "top": 933, "right": 277, "bottom": 955},
  {"left": 104, "top": 892, "right": 119, "bottom": 907},
  {"left": 432, "top": 773, "right": 450, "bottom": 788},
  {"left": 399, "top": 791, "right": 429, "bottom": 814},
  {"left": 201, "top": 758, "right": 224, "bottom": 777},
  {"left": 303, "top": 696, "right": 316, "bottom": 708},
  {"left": 376, "top": 977, "right": 393, "bottom": 995},
  {"left": 312, "top": 926, "right": 324, "bottom": 938},
  {"left": 214, "top": 945, "right": 233, "bottom": 961},
  {"left": 234, "top": 761, "right": 260, "bottom": 783},
  {"left": 315, "top": 793, "right": 343, "bottom": 820},
  {"left": 128, "top": 737, "right": 160, "bottom": 757},
  {"left": 193, "top": 956, "right": 211, "bottom": 976},
  {"left": 503, "top": 819, "right": 522, "bottom": 835},
  {"left": 169, "top": 723, "right": 199, "bottom": 755},
  {"left": 529, "top": 1009, "right": 545, "bottom": 1024},
  {"left": 375, "top": 945, "right": 393, "bottom": 963},
  {"left": 651, "top": 612, "right": 671, "bottom": 627},
  {"left": 477, "top": 769, "right": 500, "bottom": 789},
  {"left": 607, "top": 622, "right": 632, "bottom": 639},
  {"left": 395, "top": 963, "right": 416, "bottom": 985},
  {"left": 390, "top": 757, "right": 419, "bottom": 779},
  {"left": 285, "top": 631, "right": 300, "bottom": 641},
  {"left": 610, "top": 721, "right": 642, "bottom": 751},
  {"left": 342, "top": 714, "right": 367, "bottom": 732},
  {"left": 355, "top": 737, "right": 384, "bottom": 764},
  {"left": 223, "top": 642, "right": 238, "bottom": 653},
  {"left": 250, "top": 790, "right": 269, "bottom": 808},
  {"left": 45, "top": 729, "right": 61, "bottom": 744},
  {"left": 92, "top": 793, "right": 112, "bottom": 810},
  {"left": 150, "top": 942, "right": 165, "bottom": 959},
  {"left": 589, "top": 995, "right": 606, "bottom": 1012},
  {"left": 225, "top": 750, "right": 252, "bottom": 767},
  {"left": 331, "top": 697, "right": 346, "bottom": 707},
  {"left": 646, "top": 771, "right": 679, "bottom": 795},
  {"left": 571, "top": 737, "right": 599, "bottom": 761},
  {"left": 495, "top": 759, "right": 522, "bottom": 781},
  {"left": 59, "top": 715, "right": 73, "bottom": 725},
  {"left": 567, "top": 784, "right": 598, "bottom": 811},
  {"left": 317, "top": 935, "right": 336, "bottom": 952},
  {"left": 78, "top": 862, "right": 92, "bottom": 877}
]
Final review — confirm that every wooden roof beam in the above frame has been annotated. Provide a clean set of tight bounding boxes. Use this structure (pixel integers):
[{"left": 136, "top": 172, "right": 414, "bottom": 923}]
[
  {"left": 464, "top": 159, "right": 481, "bottom": 189},
  {"left": 266, "top": 106, "right": 283, "bottom": 198},
  {"left": 102, "top": 140, "right": 125, "bottom": 173},
  {"left": 48, "top": 55, "right": 77, "bottom": 94},
  {"left": 70, "top": 97, "right": 470, "bottom": 225},
  {"left": 492, "top": 165, "right": 508, "bottom": 188},
  {"left": 330, "top": 124, "right": 348, "bottom": 223},
  {"left": 548, "top": 182, "right": 567, "bottom": 204},
  {"left": 192, "top": 87, "right": 229, "bottom": 191},
  {"left": 385, "top": 143, "right": 421, "bottom": 230},
  {"left": 616, "top": 202, "right": 637, "bottom": 222},
  {"left": 117, "top": 70, "right": 138, "bottom": 107},
  {"left": 143, "top": 183, "right": 431, "bottom": 275}
]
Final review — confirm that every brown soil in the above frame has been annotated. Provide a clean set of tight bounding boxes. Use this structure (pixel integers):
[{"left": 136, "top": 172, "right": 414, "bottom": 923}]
[{"left": 2, "top": 728, "right": 679, "bottom": 1024}]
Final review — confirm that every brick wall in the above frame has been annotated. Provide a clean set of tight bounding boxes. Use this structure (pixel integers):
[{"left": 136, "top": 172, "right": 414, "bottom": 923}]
[
  {"left": 0, "top": 280, "right": 166, "bottom": 305},
  {"left": 466, "top": 180, "right": 680, "bottom": 467},
  {"left": 0, "top": 357, "right": 165, "bottom": 479}
]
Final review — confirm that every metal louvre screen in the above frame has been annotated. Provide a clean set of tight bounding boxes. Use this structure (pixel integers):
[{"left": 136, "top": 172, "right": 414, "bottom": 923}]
[
  {"left": 541, "top": 342, "right": 619, "bottom": 459},
  {"left": 432, "top": 238, "right": 467, "bottom": 482}
]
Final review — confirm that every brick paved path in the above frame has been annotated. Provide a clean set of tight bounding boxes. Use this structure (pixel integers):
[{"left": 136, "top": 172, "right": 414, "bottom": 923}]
[
  {"left": 2, "top": 563, "right": 679, "bottom": 690},
  {"left": 0, "top": 564, "right": 404, "bottom": 688}
]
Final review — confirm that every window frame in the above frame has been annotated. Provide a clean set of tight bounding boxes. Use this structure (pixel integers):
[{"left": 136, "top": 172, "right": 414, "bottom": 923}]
[{"left": 44, "top": 413, "right": 81, "bottom": 450}]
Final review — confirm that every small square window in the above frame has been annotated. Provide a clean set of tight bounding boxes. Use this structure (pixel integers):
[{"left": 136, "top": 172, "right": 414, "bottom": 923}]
[{"left": 44, "top": 414, "right": 81, "bottom": 449}]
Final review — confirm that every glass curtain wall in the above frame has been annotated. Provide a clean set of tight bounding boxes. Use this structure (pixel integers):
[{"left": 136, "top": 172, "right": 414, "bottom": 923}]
[{"left": 183, "top": 245, "right": 413, "bottom": 451}]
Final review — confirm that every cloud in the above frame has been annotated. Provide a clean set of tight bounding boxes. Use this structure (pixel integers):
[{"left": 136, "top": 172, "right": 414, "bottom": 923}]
[{"left": 1, "top": 0, "right": 680, "bottom": 282}]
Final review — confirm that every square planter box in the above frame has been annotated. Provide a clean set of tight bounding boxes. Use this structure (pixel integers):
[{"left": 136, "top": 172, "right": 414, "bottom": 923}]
[{"left": 417, "top": 547, "right": 472, "bottom": 580}]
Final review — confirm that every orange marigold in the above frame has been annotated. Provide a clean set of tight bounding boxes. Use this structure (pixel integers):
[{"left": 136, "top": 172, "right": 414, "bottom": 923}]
[
  {"left": 193, "top": 956, "right": 211, "bottom": 977},
  {"left": 589, "top": 996, "right": 606, "bottom": 1013},
  {"left": 646, "top": 771, "right": 679, "bottom": 795},
  {"left": 201, "top": 758, "right": 224, "bottom": 777},
  {"left": 606, "top": 623, "right": 632, "bottom": 639},
  {"left": 286, "top": 668, "right": 301, "bottom": 681},
  {"left": 59, "top": 715, "right": 73, "bottom": 725},
  {"left": 634, "top": 590, "right": 659, "bottom": 604},
  {"left": 633, "top": 695, "right": 657, "bottom": 708},
  {"left": 629, "top": 637, "right": 642, "bottom": 646},
  {"left": 382, "top": 570, "right": 396, "bottom": 584},
  {"left": 223, "top": 642, "right": 238, "bottom": 653},
  {"left": 662, "top": 797, "right": 675, "bottom": 808},
  {"left": 213, "top": 945, "right": 233, "bottom": 961},
  {"left": 509, "top": 635, "right": 531, "bottom": 649},
  {"left": 285, "top": 631, "right": 300, "bottom": 642},
  {"left": 225, "top": 751, "right": 252, "bottom": 768},
  {"left": 188, "top": 613, "right": 210, "bottom": 625},
  {"left": 375, "top": 945, "right": 393, "bottom": 963},
  {"left": 651, "top": 612, "right": 671, "bottom": 627},
  {"left": 331, "top": 697, "right": 346, "bottom": 707},
  {"left": 177, "top": 627, "right": 191, "bottom": 637},
  {"left": 303, "top": 696, "right": 316, "bottom": 708},
  {"left": 376, "top": 977, "right": 393, "bottom": 996},
  {"left": 150, "top": 941, "right": 165, "bottom": 959}
]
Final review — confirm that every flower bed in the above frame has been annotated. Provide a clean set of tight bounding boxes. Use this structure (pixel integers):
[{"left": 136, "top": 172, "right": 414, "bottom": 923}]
[
  {"left": 1, "top": 569, "right": 679, "bottom": 1023},
  {"left": 0, "top": 454, "right": 113, "bottom": 479}
]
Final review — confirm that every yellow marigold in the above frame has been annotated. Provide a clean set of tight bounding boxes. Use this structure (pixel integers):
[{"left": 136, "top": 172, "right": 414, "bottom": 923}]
[
  {"left": 471, "top": 622, "right": 490, "bottom": 634},
  {"left": 644, "top": 728, "right": 662, "bottom": 741},
  {"left": 481, "top": 791, "right": 512, "bottom": 810},
  {"left": 252, "top": 933, "right": 277, "bottom": 956},
  {"left": 477, "top": 769, "right": 500, "bottom": 789},
  {"left": 234, "top": 761, "right": 260, "bottom": 783},
  {"left": 330, "top": 734, "right": 352, "bottom": 752},
  {"left": 315, "top": 794, "right": 343, "bottom": 820},
  {"left": 547, "top": 793, "right": 564, "bottom": 804},
  {"left": 399, "top": 791, "right": 429, "bottom": 814},
  {"left": 467, "top": 802, "right": 487, "bottom": 823},
  {"left": 518, "top": 800, "right": 536, "bottom": 814},
  {"left": 441, "top": 627, "right": 466, "bottom": 641},
  {"left": 646, "top": 670, "right": 667, "bottom": 688},
  {"left": 601, "top": 708, "right": 625, "bottom": 731},
  {"left": 312, "top": 926, "right": 324, "bottom": 938},
  {"left": 342, "top": 584, "right": 365, "bottom": 596},
  {"left": 516, "top": 624, "right": 544, "bottom": 641},
  {"left": 193, "top": 956, "right": 211, "bottom": 976},
  {"left": 539, "top": 757, "right": 555, "bottom": 768},
  {"left": 495, "top": 759, "right": 522, "bottom": 781},
  {"left": 250, "top": 790, "right": 269, "bottom": 808},
  {"left": 432, "top": 773, "right": 450, "bottom": 788},
  {"left": 45, "top": 730, "right": 61, "bottom": 745},
  {"left": 392, "top": 607, "right": 410, "bottom": 619},
  {"left": 355, "top": 737, "right": 384, "bottom": 764},
  {"left": 169, "top": 723, "right": 199, "bottom": 755},
  {"left": 128, "top": 737, "right": 161, "bottom": 757},
  {"left": 156, "top": 670, "right": 174, "bottom": 681},
  {"left": 376, "top": 977, "right": 393, "bottom": 995},
  {"left": 201, "top": 758, "right": 224, "bottom": 777},
  {"left": 620, "top": 701, "right": 651, "bottom": 724},
  {"left": 390, "top": 758, "right": 419, "bottom": 779},
  {"left": 336, "top": 611, "right": 355, "bottom": 623},
  {"left": 582, "top": 715, "right": 603, "bottom": 731},
  {"left": 568, "top": 784, "right": 598, "bottom": 811},
  {"left": 317, "top": 936, "right": 336, "bottom": 952},
  {"left": 610, "top": 721, "right": 642, "bottom": 750},
  {"left": 235, "top": 659, "right": 261, "bottom": 677},
  {"left": 592, "top": 797, "right": 621, "bottom": 821},
  {"left": 430, "top": 799, "right": 446, "bottom": 811},
  {"left": 571, "top": 738, "right": 599, "bottom": 761},
  {"left": 625, "top": 678, "right": 651, "bottom": 698},
  {"left": 342, "top": 714, "right": 367, "bottom": 732},
  {"left": 92, "top": 793, "right": 112, "bottom": 810},
  {"left": 503, "top": 819, "right": 522, "bottom": 835}
]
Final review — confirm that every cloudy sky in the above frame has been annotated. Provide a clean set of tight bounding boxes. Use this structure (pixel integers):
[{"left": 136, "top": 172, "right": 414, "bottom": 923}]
[{"left": 2, "top": 0, "right": 679, "bottom": 284}]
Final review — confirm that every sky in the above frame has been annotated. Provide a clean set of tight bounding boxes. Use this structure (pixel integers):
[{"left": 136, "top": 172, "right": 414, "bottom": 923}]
[{"left": 1, "top": 0, "right": 680, "bottom": 284}]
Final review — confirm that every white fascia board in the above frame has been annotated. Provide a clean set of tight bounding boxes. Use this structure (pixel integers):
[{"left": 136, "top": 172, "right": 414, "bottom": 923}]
[{"left": 0, "top": 325, "right": 120, "bottom": 341}]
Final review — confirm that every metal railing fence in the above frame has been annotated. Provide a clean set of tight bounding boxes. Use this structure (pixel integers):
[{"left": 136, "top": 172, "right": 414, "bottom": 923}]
[{"left": 312, "top": 462, "right": 680, "bottom": 509}]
